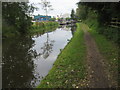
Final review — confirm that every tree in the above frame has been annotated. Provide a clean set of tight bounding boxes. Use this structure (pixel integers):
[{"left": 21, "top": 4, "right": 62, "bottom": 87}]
[
  {"left": 76, "top": 4, "right": 88, "bottom": 20},
  {"left": 39, "top": 0, "right": 53, "bottom": 16},
  {"left": 70, "top": 9, "right": 76, "bottom": 20},
  {"left": 66, "top": 17, "right": 71, "bottom": 21},
  {"left": 76, "top": 2, "right": 120, "bottom": 44},
  {"left": 2, "top": 2, "right": 35, "bottom": 36}
]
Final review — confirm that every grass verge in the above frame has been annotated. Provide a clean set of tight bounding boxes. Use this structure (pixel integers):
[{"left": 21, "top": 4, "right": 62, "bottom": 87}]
[{"left": 37, "top": 23, "right": 87, "bottom": 88}]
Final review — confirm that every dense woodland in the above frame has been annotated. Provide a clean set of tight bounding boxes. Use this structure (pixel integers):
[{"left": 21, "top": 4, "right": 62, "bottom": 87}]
[{"left": 76, "top": 2, "right": 120, "bottom": 44}]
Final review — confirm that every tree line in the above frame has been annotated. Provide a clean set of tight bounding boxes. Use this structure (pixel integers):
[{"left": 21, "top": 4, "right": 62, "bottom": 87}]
[{"left": 74, "top": 2, "right": 120, "bottom": 44}]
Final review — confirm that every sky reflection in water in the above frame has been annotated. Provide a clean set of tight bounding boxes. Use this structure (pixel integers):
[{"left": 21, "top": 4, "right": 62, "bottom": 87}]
[{"left": 2, "top": 25, "right": 76, "bottom": 88}]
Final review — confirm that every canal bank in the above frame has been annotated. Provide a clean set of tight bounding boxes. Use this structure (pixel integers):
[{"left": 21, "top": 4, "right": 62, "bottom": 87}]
[
  {"left": 3, "top": 21, "right": 59, "bottom": 38},
  {"left": 29, "top": 22, "right": 59, "bottom": 35},
  {"left": 37, "top": 23, "right": 87, "bottom": 88},
  {"left": 37, "top": 23, "right": 118, "bottom": 88},
  {"left": 2, "top": 25, "right": 74, "bottom": 88}
]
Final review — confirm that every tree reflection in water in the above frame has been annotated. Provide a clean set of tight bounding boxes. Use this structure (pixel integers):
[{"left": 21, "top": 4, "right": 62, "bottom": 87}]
[
  {"left": 2, "top": 36, "right": 38, "bottom": 88},
  {"left": 41, "top": 33, "right": 55, "bottom": 59},
  {"left": 70, "top": 24, "right": 76, "bottom": 36},
  {"left": 2, "top": 26, "right": 72, "bottom": 88}
]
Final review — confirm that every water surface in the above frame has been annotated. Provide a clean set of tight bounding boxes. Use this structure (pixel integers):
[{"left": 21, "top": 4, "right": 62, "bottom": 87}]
[{"left": 2, "top": 25, "right": 76, "bottom": 88}]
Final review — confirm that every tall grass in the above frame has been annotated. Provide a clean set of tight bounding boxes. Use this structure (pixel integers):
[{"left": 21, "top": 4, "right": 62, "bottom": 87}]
[{"left": 84, "top": 9, "right": 119, "bottom": 44}]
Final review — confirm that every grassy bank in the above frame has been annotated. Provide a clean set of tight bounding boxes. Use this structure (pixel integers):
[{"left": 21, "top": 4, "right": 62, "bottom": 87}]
[
  {"left": 29, "top": 21, "right": 59, "bottom": 35},
  {"left": 37, "top": 23, "right": 87, "bottom": 88},
  {"left": 89, "top": 27, "right": 119, "bottom": 85}
]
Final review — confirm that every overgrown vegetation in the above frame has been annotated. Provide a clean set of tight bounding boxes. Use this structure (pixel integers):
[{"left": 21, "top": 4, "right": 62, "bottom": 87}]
[
  {"left": 70, "top": 9, "right": 76, "bottom": 20},
  {"left": 29, "top": 21, "right": 59, "bottom": 34},
  {"left": 2, "top": 2, "right": 35, "bottom": 38},
  {"left": 76, "top": 2, "right": 120, "bottom": 44},
  {"left": 2, "top": 2, "right": 58, "bottom": 38},
  {"left": 37, "top": 23, "right": 87, "bottom": 88},
  {"left": 76, "top": 2, "right": 119, "bottom": 86}
]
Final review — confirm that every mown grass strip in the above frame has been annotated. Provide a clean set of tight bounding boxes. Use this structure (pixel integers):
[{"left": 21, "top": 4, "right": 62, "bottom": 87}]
[{"left": 37, "top": 23, "right": 87, "bottom": 88}]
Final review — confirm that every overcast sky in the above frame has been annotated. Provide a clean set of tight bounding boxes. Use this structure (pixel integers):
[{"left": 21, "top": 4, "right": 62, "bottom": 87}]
[{"left": 29, "top": 0, "right": 80, "bottom": 17}]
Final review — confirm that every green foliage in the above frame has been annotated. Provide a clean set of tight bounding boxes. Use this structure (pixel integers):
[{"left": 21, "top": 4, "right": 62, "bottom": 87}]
[
  {"left": 76, "top": 2, "right": 119, "bottom": 44},
  {"left": 102, "top": 27, "right": 118, "bottom": 43},
  {"left": 66, "top": 17, "right": 71, "bottom": 21},
  {"left": 70, "top": 9, "right": 76, "bottom": 20},
  {"left": 2, "top": 2, "right": 35, "bottom": 38},
  {"left": 2, "top": 21, "right": 20, "bottom": 38},
  {"left": 37, "top": 23, "right": 87, "bottom": 88},
  {"left": 76, "top": 5, "right": 88, "bottom": 20},
  {"left": 29, "top": 21, "right": 59, "bottom": 34},
  {"left": 49, "top": 18, "right": 56, "bottom": 21},
  {"left": 84, "top": 9, "right": 119, "bottom": 44}
]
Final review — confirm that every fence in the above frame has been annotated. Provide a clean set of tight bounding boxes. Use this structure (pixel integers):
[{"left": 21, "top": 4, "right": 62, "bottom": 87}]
[{"left": 109, "top": 17, "right": 120, "bottom": 28}]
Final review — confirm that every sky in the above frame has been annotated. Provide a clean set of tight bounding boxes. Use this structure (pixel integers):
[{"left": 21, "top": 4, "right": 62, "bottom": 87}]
[{"left": 29, "top": 0, "right": 80, "bottom": 17}]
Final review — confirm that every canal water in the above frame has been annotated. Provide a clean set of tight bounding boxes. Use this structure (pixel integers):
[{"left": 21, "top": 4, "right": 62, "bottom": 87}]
[{"left": 2, "top": 25, "right": 76, "bottom": 88}]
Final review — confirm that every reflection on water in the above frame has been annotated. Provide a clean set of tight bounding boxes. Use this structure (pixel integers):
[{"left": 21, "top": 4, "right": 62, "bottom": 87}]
[
  {"left": 71, "top": 24, "right": 77, "bottom": 35},
  {"left": 41, "top": 33, "right": 55, "bottom": 59},
  {"left": 2, "top": 37, "right": 37, "bottom": 88},
  {"left": 2, "top": 25, "right": 74, "bottom": 88}
]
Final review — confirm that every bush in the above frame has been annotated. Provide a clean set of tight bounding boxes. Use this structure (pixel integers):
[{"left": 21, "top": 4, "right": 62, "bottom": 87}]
[
  {"left": 2, "top": 21, "right": 20, "bottom": 38},
  {"left": 29, "top": 21, "right": 59, "bottom": 34},
  {"left": 82, "top": 8, "right": 119, "bottom": 44}
]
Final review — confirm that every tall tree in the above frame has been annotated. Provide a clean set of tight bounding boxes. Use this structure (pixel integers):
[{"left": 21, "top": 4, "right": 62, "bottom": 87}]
[
  {"left": 76, "top": 5, "right": 88, "bottom": 20},
  {"left": 2, "top": 2, "right": 35, "bottom": 36},
  {"left": 70, "top": 9, "right": 76, "bottom": 20},
  {"left": 39, "top": 0, "right": 53, "bottom": 16}
]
